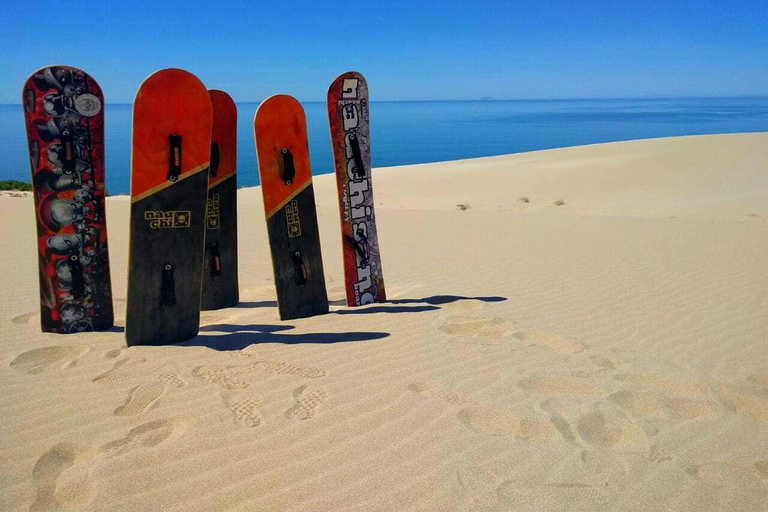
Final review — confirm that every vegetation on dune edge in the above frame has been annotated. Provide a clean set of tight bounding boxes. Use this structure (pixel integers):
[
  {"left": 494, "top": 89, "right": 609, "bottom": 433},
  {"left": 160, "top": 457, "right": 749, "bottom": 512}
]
[{"left": 0, "top": 180, "right": 32, "bottom": 191}]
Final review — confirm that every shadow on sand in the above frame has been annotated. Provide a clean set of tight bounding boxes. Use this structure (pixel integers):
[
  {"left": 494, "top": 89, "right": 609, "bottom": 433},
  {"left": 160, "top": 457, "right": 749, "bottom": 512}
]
[
  {"left": 333, "top": 305, "right": 440, "bottom": 315},
  {"left": 180, "top": 328, "right": 390, "bottom": 351},
  {"left": 390, "top": 295, "right": 507, "bottom": 305},
  {"left": 231, "top": 301, "right": 278, "bottom": 309},
  {"left": 178, "top": 294, "right": 505, "bottom": 350},
  {"left": 330, "top": 295, "right": 507, "bottom": 315}
]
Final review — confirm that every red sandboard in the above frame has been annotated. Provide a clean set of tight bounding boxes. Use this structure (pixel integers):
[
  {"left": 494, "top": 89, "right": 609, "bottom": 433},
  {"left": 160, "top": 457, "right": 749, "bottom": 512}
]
[
  {"left": 327, "top": 71, "right": 386, "bottom": 306},
  {"left": 22, "top": 65, "right": 114, "bottom": 333}
]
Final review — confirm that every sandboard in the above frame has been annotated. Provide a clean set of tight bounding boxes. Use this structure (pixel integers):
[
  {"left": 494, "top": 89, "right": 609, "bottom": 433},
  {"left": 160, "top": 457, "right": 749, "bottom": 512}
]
[
  {"left": 22, "top": 65, "right": 114, "bottom": 333},
  {"left": 125, "top": 68, "right": 212, "bottom": 346},
  {"left": 201, "top": 90, "right": 239, "bottom": 310},
  {"left": 327, "top": 71, "right": 386, "bottom": 306},
  {"left": 254, "top": 95, "right": 328, "bottom": 320}
]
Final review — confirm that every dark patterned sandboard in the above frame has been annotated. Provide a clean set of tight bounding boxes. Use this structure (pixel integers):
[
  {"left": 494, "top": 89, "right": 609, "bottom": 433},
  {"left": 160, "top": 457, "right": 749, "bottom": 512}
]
[
  {"left": 125, "top": 68, "right": 212, "bottom": 346},
  {"left": 254, "top": 94, "right": 328, "bottom": 320},
  {"left": 327, "top": 71, "right": 386, "bottom": 306},
  {"left": 201, "top": 90, "right": 239, "bottom": 310},
  {"left": 22, "top": 65, "right": 114, "bottom": 333}
]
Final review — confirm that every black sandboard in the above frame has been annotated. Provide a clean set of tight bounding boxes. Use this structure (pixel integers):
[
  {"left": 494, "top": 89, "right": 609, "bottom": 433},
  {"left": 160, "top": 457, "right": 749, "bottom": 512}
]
[
  {"left": 254, "top": 94, "right": 329, "bottom": 320},
  {"left": 201, "top": 90, "right": 239, "bottom": 310},
  {"left": 125, "top": 68, "right": 212, "bottom": 346}
]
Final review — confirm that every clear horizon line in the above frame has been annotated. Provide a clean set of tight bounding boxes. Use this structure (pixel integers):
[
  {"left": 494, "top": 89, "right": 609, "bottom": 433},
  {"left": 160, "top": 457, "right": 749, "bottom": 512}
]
[{"left": 2, "top": 94, "right": 767, "bottom": 107}]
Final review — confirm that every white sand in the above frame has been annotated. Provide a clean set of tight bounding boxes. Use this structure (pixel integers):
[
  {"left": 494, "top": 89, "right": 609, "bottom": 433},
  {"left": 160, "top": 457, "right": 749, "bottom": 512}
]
[{"left": 1, "top": 133, "right": 767, "bottom": 511}]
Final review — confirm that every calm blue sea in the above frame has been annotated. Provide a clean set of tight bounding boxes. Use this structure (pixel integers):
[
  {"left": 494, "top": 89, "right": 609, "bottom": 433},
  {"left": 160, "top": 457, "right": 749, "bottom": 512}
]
[{"left": 3, "top": 97, "right": 767, "bottom": 194}]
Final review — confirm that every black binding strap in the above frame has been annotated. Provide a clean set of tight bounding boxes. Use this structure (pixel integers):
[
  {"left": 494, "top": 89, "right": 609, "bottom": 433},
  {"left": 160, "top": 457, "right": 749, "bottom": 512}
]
[
  {"left": 161, "top": 263, "right": 176, "bottom": 307},
  {"left": 344, "top": 231, "right": 369, "bottom": 266},
  {"left": 168, "top": 135, "right": 182, "bottom": 182},
  {"left": 67, "top": 253, "right": 85, "bottom": 298},
  {"left": 210, "top": 242, "right": 221, "bottom": 276},
  {"left": 349, "top": 133, "right": 367, "bottom": 179},
  {"left": 292, "top": 251, "right": 308, "bottom": 286},
  {"left": 210, "top": 141, "right": 220, "bottom": 178},
  {"left": 281, "top": 148, "right": 295, "bottom": 185},
  {"left": 60, "top": 120, "right": 76, "bottom": 175}
]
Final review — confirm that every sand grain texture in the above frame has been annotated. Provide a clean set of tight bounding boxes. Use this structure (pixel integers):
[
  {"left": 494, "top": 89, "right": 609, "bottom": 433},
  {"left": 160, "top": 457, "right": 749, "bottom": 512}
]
[{"left": 1, "top": 133, "right": 767, "bottom": 511}]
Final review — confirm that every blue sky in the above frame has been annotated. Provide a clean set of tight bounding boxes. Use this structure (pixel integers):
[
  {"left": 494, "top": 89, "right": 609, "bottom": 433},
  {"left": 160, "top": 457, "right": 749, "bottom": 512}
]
[{"left": 2, "top": 0, "right": 766, "bottom": 103}]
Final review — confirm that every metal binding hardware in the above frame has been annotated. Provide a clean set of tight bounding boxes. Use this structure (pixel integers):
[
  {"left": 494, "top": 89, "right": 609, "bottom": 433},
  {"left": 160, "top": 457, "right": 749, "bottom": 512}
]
[
  {"left": 160, "top": 263, "right": 176, "bottom": 307},
  {"left": 281, "top": 148, "right": 296, "bottom": 185},
  {"left": 210, "top": 242, "right": 222, "bottom": 276},
  {"left": 168, "top": 135, "right": 182, "bottom": 181},
  {"left": 210, "top": 141, "right": 220, "bottom": 178},
  {"left": 349, "top": 133, "right": 367, "bottom": 179},
  {"left": 67, "top": 253, "right": 85, "bottom": 298},
  {"left": 292, "top": 251, "right": 308, "bottom": 286}
]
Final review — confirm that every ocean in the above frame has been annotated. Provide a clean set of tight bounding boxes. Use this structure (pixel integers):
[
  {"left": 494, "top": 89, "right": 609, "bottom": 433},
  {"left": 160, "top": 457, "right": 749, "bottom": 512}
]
[{"left": 3, "top": 97, "right": 768, "bottom": 195}]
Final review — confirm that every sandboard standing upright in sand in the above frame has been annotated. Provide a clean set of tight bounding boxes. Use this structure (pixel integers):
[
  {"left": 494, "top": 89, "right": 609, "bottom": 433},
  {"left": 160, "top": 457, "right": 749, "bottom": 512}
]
[
  {"left": 201, "top": 90, "right": 239, "bottom": 310},
  {"left": 327, "top": 71, "right": 386, "bottom": 306},
  {"left": 22, "top": 65, "right": 114, "bottom": 333},
  {"left": 254, "top": 95, "right": 329, "bottom": 320},
  {"left": 125, "top": 69, "right": 212, "bottom": 346}
]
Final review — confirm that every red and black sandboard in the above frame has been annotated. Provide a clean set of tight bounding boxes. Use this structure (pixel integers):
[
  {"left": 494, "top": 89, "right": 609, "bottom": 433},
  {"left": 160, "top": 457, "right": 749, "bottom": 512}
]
[
  {"left": 125, "top": 69, "right": 212, "bottom": 346},
  {"left": 254, "top": 95, "right": 328, "bottom": 320},
  {"left": 327, "top": 71, "right": 386, "bottom": 306},
  {"left": 201, "top": 90, "right": 239, "bottom": 310},
  {"left": 22, "top": 65, "right": 114, "bottom": 333}
]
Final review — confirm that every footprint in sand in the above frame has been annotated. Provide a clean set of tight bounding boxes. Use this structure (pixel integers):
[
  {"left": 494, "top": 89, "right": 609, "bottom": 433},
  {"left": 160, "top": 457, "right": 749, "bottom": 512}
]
[
  {"left": 101, "top": 418, "right": 187, "bottom": 458},
  {"left": 92, "top": 357, "right": 159, "bottom": 385},
  {"left": 439, "top": 315, "right": 514, "bottom": 338},
  {"left": 114, "top": 372, "right": 185, "bottom": 417},
  {"left": 193, "top": 361, "right": 326, "bottom": 389},
  {"left": 105, "top": 349, "right": 123, "bottom": 359},
  {"left": 193, "top": 364, "right": 250, "bottom": 389},
  {"left": 30, "top": 418, "right": 186, "bottom": 511},
  {"left": 12, "top": 311, "right": 38, "bottom": 325},
  {"left": 456, "top": 465, "right": 501, "bottom": 511},
  {"left": 512, "top": 331, "right": 590, "bottom": 353},
  {"left": 10, "top": 346, "right": 88, "bottom": 375},
  {"left": 248, "top": 360, "right": 327, "bottom": 379},
  {"left": 221, "top": 391, "right": 264, "bottom": 428},
  {"left": 576, "top": 407, "right": 649, "bottom": 453},
  {"left": 285, "top": 385, "right": 329, "bottom": 420},
  {"left": 457, "top": 406, "right": 557, "bottom": 442},
  {"left": 407, "top": 381, "right": 472, "bottom": 405},
  {"left": 609, "top": 390, "right": 715, "bottom": 420},
  {"left": 715, "top": 387, "right": 768, "bottom": 422},
  {"left": 29, "top": 442, "right": 99, "bottom": 512}
]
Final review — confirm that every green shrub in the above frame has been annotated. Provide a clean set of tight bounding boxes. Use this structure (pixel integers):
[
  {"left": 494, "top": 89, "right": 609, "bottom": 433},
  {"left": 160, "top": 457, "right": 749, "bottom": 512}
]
[{"left": 0, "top": 180, "right": 33, "bottom": 191}]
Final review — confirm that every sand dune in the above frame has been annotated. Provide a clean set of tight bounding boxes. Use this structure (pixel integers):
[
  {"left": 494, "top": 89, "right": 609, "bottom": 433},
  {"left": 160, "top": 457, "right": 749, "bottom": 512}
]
[{"left": 1, "top": 133, "right": 767, "bottom": 511}]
